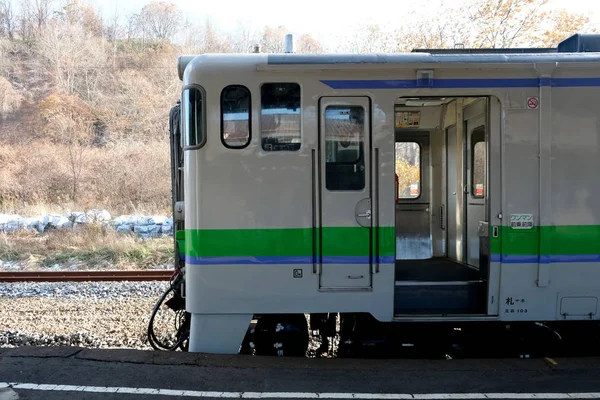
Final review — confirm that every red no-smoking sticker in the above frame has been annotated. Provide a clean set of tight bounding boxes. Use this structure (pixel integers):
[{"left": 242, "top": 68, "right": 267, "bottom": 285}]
[{"left": 527, "top": 97, "right": 539, "bottom": 109}]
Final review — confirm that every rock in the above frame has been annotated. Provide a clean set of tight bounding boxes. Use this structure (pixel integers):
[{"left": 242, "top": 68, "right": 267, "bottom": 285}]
[
  {"left": 23, "top": 217, "right": 43, "bottom": 232},
  {"left": 113, "top": 215, "right": 134, "bottom": 225},
  {"left": 86, "top": 209, "right": 111, "bottom": 223},
  {"left": 0, "top": 211, "right": 174, "bottom": 237},
  {"left": 74, "top": 213, "right": 88, "bottom": 224},
  {"left": 0, "top": 214, "right": 22, "bottom": 232},
  {"left": 42, "top": 215, "right": 72, "bottom": 230},
  {"left": 148, "top": 215, "right": 167, "bottom": 225},
  {"left": 115, "top": 224, "right": 133, "bottom": 233}
]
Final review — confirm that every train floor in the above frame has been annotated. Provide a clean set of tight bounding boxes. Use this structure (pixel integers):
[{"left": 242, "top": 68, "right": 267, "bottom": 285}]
[
  {"left": 394, "top": 257, "right": 487, "bottom": 315},
  {"left": 395, "top": 257, "right": 482, "bottom": 282}
]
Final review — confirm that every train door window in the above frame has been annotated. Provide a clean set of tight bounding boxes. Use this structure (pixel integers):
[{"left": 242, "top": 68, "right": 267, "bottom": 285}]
[
  {"left": 182, "top": 86, "right": 205, "bottom": 148},
  {"left": 221, "top": 85, "right": 251, "bottom": 148},
  {"left": 395, "top": 142, "right": 421, "bottom": 199},
  {"left": 325, "top": 105, "right": 365, "bottom": 191},
  {"left": 260, "top": 83, "right": 301, "bottom": 151},
  {"left": 471, "top": 126, "right": 486, "bottom": 198}
]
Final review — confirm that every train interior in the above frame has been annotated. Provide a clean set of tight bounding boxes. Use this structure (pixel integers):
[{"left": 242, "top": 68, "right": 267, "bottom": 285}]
[{"left": 393, "top": 96, "right": 490, "bottom": 317}]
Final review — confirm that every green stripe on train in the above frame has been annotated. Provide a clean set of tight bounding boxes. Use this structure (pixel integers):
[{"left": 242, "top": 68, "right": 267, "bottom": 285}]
[
  {"left": 491, "top": 225, "right": 600, "bottom": 256},
  {"left": 185, "top": 227, "right": 395, "bottom": 257},
  {"left": 183, "top": 225, "right": 600, "bottom": 257}
]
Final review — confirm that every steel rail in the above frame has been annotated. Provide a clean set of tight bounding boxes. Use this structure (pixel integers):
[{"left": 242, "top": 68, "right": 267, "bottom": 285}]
[{"left": 0, "top": 270, "right": 175, "bottom": 282}]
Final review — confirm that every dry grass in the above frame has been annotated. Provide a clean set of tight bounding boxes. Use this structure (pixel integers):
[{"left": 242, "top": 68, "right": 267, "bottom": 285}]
[
  {"left": 0, "top": 140, "right": 172, "bottom": 217},
  {"left": 0, "top": 224, "right": 174, "bottom": 270}
]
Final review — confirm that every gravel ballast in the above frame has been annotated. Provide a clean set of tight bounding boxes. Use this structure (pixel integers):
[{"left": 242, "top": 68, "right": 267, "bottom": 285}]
[
  {"left": 0, "top": 281, "right": 170, "bottom": 299},
  {"left": 0, "top": 281, "right": 174, "bottom": 350},
  {"left": 1, "top": 281, "right": 333, "bottom": 356}
]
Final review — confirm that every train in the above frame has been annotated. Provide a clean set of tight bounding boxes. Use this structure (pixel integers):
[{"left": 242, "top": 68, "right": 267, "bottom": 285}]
[{"left": 148, "top": 33, "right": 600, "bottom": 357}]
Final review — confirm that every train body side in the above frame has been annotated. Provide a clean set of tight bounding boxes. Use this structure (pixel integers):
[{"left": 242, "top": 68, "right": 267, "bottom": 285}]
[{"left": 175, "top": 52, "right": 600, "bottom": 353}]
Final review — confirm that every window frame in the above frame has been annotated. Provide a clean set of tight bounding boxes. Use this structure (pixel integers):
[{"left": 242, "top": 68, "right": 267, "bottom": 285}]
[
  {"left": 259, "top": 82, "right": 302, "bottom": 152},
  {"left": 395, "top": 140, "right": 422, "bottom": 200},
  {"left": 181, "top": 84, "right": 207, "bottom": 151},
  {"left": 220, "top": 84, "right": 252, "bottom": 149},
  {"left": 470, "top": 126, "right": 486, "bottom": 199},
  {"left": 324, "top": 104, "right": 366, "bottom": 192}
]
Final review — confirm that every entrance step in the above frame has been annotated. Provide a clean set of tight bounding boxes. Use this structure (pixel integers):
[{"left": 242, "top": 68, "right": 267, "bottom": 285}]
[{"left": 394, "top": 280, "right": 487, "bottom": 315}]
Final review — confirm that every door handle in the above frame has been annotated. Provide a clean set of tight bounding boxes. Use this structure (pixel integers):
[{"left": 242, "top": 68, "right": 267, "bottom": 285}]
[{"left": 357, "top": 210, "right": 371, "bottom": 219}]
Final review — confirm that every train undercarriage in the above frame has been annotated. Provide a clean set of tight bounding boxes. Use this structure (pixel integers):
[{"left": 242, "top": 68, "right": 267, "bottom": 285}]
[
  {"left": 241, "top": 312, "right": 600, "bottom": 359},
  {"left": 147, "top": 276, "right": 600, "bottom": 358}
]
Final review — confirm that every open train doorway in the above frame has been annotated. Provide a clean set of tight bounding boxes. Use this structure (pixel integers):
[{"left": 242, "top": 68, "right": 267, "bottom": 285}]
[{"left": 393, "top": 96, "right": 499, "bottom": 317}]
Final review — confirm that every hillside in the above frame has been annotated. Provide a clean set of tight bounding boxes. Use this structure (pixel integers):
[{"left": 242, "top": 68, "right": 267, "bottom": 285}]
[{"left": 0, "top": 0, "right": 595, "bottom": 218}]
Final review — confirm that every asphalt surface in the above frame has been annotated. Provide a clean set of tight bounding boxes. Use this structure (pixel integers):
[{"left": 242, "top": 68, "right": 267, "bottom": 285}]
[{"left": 2, "top": 346, "right": 600, "bottom": 399}]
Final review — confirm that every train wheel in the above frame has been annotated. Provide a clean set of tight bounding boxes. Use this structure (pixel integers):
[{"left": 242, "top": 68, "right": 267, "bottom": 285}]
[{"left": 253, "top": 314, "right": 309, "bottom": 357}]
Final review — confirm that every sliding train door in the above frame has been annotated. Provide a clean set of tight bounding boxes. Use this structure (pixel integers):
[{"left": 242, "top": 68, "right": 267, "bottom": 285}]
[
  {"left": 317, "top": 96, "right": 373, "bottom": 290},
  {"left": 464, "top": 100, "right": 487, "bottom": 268}
]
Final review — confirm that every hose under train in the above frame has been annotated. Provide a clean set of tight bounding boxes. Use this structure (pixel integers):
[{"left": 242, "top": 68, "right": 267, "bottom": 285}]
[{"left": 147, "top": 269, "right": 190, "bottom": 351}]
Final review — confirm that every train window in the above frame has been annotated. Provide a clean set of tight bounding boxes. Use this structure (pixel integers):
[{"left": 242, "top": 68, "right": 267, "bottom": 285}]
[
  {"left": 183, "top": 87, "right": 205, "bottom": 148},
  {"left": 395, "top": 142, "right": 421, "bottom": 199},
  {"left": 471, "top": 127, "right": 486, "bottom": 198},
  {"left": 260, "top": 83, "right": 301, "bottom": 151},
  {"left": 221, "top": 85, "right": 251, "bottom": 148},
  {"left": 325, "top": 105, "right": 365, "bottom": 191}
]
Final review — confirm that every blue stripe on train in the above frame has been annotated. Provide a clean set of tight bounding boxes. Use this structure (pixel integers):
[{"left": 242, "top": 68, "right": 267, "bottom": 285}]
[
  {"left": 320, "top": 77, "right": 600, "bottom": 90},
  {"left": 490, "top": 254, "right": 600, "bottom": 263}
]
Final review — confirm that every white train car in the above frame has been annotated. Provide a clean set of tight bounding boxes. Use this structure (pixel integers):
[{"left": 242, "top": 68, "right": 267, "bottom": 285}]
[{"left": 166, "top": 34, "right": 600, "bottom": 356}]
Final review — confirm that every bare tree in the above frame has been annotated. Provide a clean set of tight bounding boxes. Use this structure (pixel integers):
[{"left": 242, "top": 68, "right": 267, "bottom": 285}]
[
  {"left": 199, "top": 18, "right": 231, "bottom": 53},
  {"left": 260, "top": 25, "right": 287, "bottom": 53},
  {"left": 39, "top": 92, "right": 95, "bottom": 203},
  {"left": 138, "top": 0, "right": 181, "bottom": 42},
  {"left": 539, "top": 9, "right": 597, "bottom": 47},
  {"left": 231, "top": 20, "right": 259, "bottom": 53},
  {"left": 17, "top": 0, "right": 54, "bottom": 41},
  {"left": 55, "top": 0, "right": 103, "bottom": 37},
  {"left": 395, "top": 7, "right": 471, "bottom": 50},
  {"left": 297, "top": 34, "right": 323, "bottom": 53},
  {"left": 37, "top": 21, "right": 106, "bottom": 97},
  {"left": 0, "top": 0, "right": 16, "bottom": 40},
  {"left": 103, "top": 3, "right": 122, "bottom": 68},
  {"left": 467, "top": 0, "right": 550, "bottom": 48},
  {"left": 0, "top": 76, "right": 22, "bottom": 119},
  {"left": 32, "top": 0, "right": 53, "bottom": 31},
  {"left": 346, "top": 23, "right": 396, "bottom": 53},
  {"left": 125, "top": 13, "right": 140, "bottom": 41}
]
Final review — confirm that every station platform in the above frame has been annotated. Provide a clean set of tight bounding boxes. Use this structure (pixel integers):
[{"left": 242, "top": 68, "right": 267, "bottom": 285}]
[{"left": 2, "top": 346, "right": 600, "bottom": 399}]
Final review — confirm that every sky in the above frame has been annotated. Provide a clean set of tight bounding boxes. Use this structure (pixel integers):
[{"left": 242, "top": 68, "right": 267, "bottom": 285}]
[{"left": 91, "top": 0, "right": 600, "bottom": 48}]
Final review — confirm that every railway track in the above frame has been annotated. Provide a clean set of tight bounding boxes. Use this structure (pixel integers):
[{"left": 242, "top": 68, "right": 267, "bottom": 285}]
[{"left": 0, "top": 270, "right": 175, "bottom": 282}]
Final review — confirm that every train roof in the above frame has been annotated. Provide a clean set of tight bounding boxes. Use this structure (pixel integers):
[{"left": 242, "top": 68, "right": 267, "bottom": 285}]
[
  {"left": 265, "top": 52, "right": 600, "bottom": 65},
  {"left": 178, "top": 34, "right": 600, "bottom": 81}
]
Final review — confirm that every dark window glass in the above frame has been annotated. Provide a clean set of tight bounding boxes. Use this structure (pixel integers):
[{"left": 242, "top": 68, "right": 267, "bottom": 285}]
[
  {"left": 183, "top": 87, "right": 204, "bottom": 148},
  {"left": 325, "top": 105, "right": 365, "bottom": 191},
  {"left": 471, "top": 126, "right": 486, "bottom": 198},
  {"left": 221, "top": 85, "right": 251, "bottom": 148},
  {"left": 260, "top": 83, "right": 301, "bottom": 151}
]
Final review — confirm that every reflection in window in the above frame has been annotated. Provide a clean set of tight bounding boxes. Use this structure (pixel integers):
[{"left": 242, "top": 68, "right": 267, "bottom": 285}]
[
  {"left": 395, "top": 142, "right": 420, "bottom": 199},
  {"left": 260, "top": 83, "right": 301, "bottom": 151},
  {"left": 471, "top": 127, "right": 486, "bottom": 198},
  {"left": 183, "top": 87, "right": 204, "bottom": 148},
  {"left": 325, "top": 105, "right": 365, "bottom": 191},
  {"left": 221, "top": 85, "right": 251, "bottom": 148}
]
